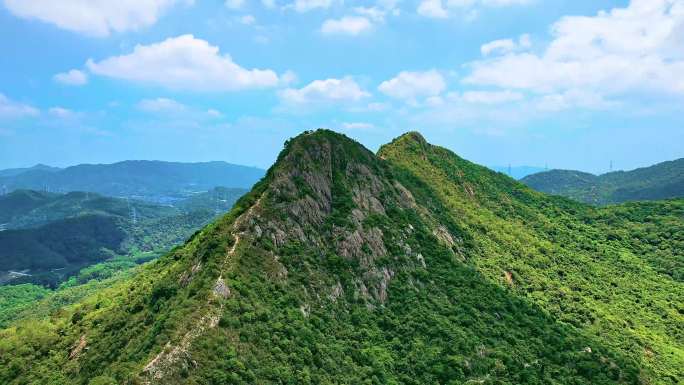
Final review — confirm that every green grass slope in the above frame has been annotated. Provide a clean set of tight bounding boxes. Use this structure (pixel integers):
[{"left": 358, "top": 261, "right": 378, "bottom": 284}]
[
  {"left": 521, "top": 158, "right": 684, "bottom": 205},
  {"left": 0, "top": 130, "right": 681, "bottom": 385}
]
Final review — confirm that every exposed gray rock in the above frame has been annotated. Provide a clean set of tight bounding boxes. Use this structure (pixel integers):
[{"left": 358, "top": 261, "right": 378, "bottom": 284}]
[{"left": 213, "top": 278, "right": 230, "bottom": 298}]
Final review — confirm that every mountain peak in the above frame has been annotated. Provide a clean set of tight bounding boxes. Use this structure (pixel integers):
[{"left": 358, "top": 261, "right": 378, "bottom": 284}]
[
  {"left": 3, "top": 129, "right": 682, "bottom": 385},
  {"left": 377, "top": 131, "right": 430, "bottom": 160}
]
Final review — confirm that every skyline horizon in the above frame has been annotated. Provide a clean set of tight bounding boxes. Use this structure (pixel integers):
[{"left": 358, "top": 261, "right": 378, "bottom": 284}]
[{"left": 2, "top": 127, "right": 680, "bottom": 177}]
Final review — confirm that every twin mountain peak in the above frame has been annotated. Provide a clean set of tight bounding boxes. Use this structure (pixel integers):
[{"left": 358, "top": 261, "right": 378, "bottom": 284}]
[{"left": 4, "top": 129, "right": 682, "bottom": 385}]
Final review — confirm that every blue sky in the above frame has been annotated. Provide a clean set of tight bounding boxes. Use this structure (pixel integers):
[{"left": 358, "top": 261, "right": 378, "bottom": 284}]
[{"left": 0, "top": 0, "right": 682, "bottom": 174}]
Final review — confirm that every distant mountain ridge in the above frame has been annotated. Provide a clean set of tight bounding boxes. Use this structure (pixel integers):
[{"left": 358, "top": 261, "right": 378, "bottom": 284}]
[
  {"left": 0, "top": 160, "right": 264, "bottom": 201},
  {"left": 489, "top": 165, "right": 546, "bottom": 180},
  {"left": 521, "top": 158, "right": 684, "bottom": 205},
  {"left": 0, "top": 164, "right": 61, "bottom": 178}
]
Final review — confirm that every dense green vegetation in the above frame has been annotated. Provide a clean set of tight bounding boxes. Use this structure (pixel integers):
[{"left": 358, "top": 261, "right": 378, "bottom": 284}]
[
  {"left": 0, "top": 189, "right": 178, "bottom": 230},
  {"left": 0, "top": 189, "right": 245, "bottom": 287},
  {"left": 0, "top": 130, "right": 681, "bottom": 384},
  {"left": 0, "top": 160, "right": 264, "bottom": 200},
  {"left": 174, "top": 187, "right": 248, "bottom": 213},
  {"left": 0, "top": 254, "right": 147, "bottom": 328},
  {"left": 521, "top": 158, "right": 684, "bottom": 204}
]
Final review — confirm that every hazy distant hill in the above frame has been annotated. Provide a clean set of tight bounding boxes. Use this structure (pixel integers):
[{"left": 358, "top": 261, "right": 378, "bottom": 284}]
[
  {"left": 0, "top": 164, "right": 61, "bottom": 178},
  {"left": 174, "top": 186, "right": 249, "bottom": 213},
  {"left": 522, "top": 158, "right": 684, "bottom": 204},
  {"left": 0, "top": 160, "right": 264, "bottom": 201},
  {"left": 490, "top": 165, "right": 546, "bottom": 179}
]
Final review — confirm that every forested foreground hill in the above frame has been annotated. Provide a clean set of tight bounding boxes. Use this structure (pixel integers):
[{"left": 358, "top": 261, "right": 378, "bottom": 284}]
[
  {"left": 521, "top": 158, "right": 684, "bottom": 205},
  {"left": 1, "top": 130, "right": 682, "bottom": 384}
]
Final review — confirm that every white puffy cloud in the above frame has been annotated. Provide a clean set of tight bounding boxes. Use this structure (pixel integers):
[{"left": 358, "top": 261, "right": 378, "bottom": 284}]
[
  {"left": 480, "top": 34, "right": 531, "bottom": 56},
  {"left": 207, "top": 109, "right": 224, "bottom": 117},
  {"left": 137, "top": 97, "right": 187, "bottom": 112},
  {"left": 465, "top": 0, "right": 684, "bottom": 98},
  {"left": 354, "top": 0, "right": 401, "bottom": 21},
  {"left": 354, "top": 7, "right": 387, "bottom": 21},
  {"left": 0, "top": 94, "right": 39, "bottom": 118},
  {"left": 86, "top": 35, "right": 281, "bottom": 92},
  {"left": 341, "top": 122, "right": 374, "bottom": 130},
  {"left": 262, "top": 0, "right": 276, "bottom": 8},
  {"left": 418, "top": 0, "right": 531, "bottom": 18},
  {"left": 225, "top": 0, "right": 245, "bottom": 9},
  {"left": 291, "top": 0, "right": 333, "bottom": 12},
  {"left": 418, "top": 0, "right": 448, "bottom": 18},
  {"left": 279, "top": 77, "right": 370, "bottom": 105},
  {"left": 2, "top": 0, "right": 189, "bottom": 37},
  {"left": 447, "top": 0, "right": 532, "bottom": 6},
  {"left": 48, "top": 107, "right": 77, "bottom": 118},
  {"left": 53, "top": 69, "right": 88, "bottom": 86},
  {"left": 535, "top": 90, "right": 616, "bottom": 111},
  {"left": 378, "top": 70, "right": 446, "bottom": 101},
  {"left": 321, "top": 16, "right": 372, "bottom": 36},
  {"left": 240, "top": 15, "right": 256, "bottom": 25},
  {"left": 460, "top": 90, "right": 524, "bottom": 104}
]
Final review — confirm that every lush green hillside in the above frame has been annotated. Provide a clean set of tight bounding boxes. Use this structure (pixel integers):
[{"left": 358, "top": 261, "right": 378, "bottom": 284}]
[
  {"left": 0, "top": 189, "right": 178, "bottom": 229},
  {"left": 0, "top": 189, "right": 60, "bottom": 225},
  {"left": 0, "top": 190, "right": 245, "bottom": 287},
  {"left": 0, "top": 130, "right": 681, "bottom": 384},
  {"left": 521, "top": 158, "right": 684, "bottom": 205},
  {"left": 0, "top": 160, "right": 264, "bottom": 201},
  {"left": 174, "top": 187, "right": 249, "bottom": 213}
]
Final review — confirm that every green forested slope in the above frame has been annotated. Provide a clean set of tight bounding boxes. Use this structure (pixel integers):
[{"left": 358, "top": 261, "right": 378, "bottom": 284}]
[
  {"left": 0, "top": 190, "right": 243, "bottom": 287},
  {"left": 0, "top": 189, "right": 178, "bottom": 230},
  {"left": 521, "top": 158, "right": 684, "bottom": 205},
  {"left": 0, "top": 130, "right": 681, "bottom": 385}
]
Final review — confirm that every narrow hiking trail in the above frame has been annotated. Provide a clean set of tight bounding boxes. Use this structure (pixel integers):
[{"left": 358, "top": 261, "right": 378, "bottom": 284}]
[{"left": 141, "top": 196, "right": 263, "bottom": 383}]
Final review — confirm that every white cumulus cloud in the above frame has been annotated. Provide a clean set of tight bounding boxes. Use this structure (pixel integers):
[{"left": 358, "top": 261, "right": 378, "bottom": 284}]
[
  {"left": 480, "top": 34, "right": 531, "bottom": 56},
  {"left": 225, "top": 0, "right": 245, "bottom": 9},
  {"left": 321, "top": 16, "right": 372, "bottom": 36},
  {"left": 417, "top": 0, "right": 448, "bottom": 18},
  {"left": 341, "top": 122, "right": 374, "bottom": 129},
  {"left": 447, "top": 0, "right": 533, "bottom": 6},
  {"left": 0, "top": 93, "right": 39, "bottom": 119},
  {"left": 137, "top": 98, "right": 187, "bottom": 112},
  {"left": 460, "top": 90, "right": 524, "bottom": 104},
  {"left": 2, "top": 0, "right": 189, "bottom": 37},
  {"left": 418, "top": 0, "right": 532, "bottom": 19},
  {"left": 291, "top": 0, "right": 333, "bottom": 12},
  {"left": 240, "top": 15, "right": 256, "bottom": 25},
  {"left": 465, "top": 0, "right": 684, "bottom": 99},
  {"left": 279, "top": 77, "right": 370, "bottom": 105},
  {"left": 48, "top": 107, "right": 77, "bottom": 118},
  {"left": 53, "top": 69, "right": 89, "bottom": 86},
  {"left": 378, "top": 70, "right": 446, "bottom": 101},
  {"left": 86, "top": 34, "right": 281, "bottom": 92}
]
